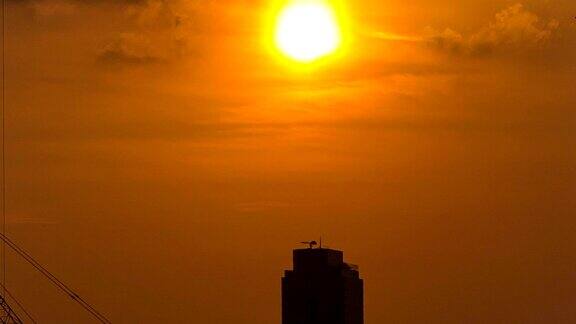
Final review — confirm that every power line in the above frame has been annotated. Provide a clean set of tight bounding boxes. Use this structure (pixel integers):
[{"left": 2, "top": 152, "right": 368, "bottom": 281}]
[
  {"left": 0, "top": 294, "right": 22, "bottom": 324},
  {"left": 0, "top": 283, "right": 35, "bottom": 323},
  {"left": 0, "top": 4, "right": 110, "bottom": 323},
  {"left": 0, "top": 234, "right": 111, "bottom": 323}
]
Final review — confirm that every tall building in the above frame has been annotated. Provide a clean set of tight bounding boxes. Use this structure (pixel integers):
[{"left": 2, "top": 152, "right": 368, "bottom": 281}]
[{"left": 282, "top": 244, "right": 364, "bottom": 324}]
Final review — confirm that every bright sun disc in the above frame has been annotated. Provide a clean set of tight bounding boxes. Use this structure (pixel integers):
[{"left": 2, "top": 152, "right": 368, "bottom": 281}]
[{"left": 274, "top": 1, "right": 341, "bottom": 62}]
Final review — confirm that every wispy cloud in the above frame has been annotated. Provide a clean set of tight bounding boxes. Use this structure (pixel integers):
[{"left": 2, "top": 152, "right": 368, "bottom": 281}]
[
  {"left": 97, "top": 33, "right": 165, "bottom": 66},
  {"left": 425, "top": 4, "right": 559, "bottom": 56},
  {"left": 97, "top": 0, "right": 191, "bottom": 66},
  {"left": 368, "top": 4, "right": 559, "bottom": 57},
  {"left": 28, "top": 0, "right": 76, "bottom": 16},
  {"left": 365, "top": 31, "right": 423, "bottom": 43}
]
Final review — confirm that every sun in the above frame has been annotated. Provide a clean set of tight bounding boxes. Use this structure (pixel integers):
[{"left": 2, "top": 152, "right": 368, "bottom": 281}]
[{"left": 273, "top": 1, "right": 342, "bottom": 63}]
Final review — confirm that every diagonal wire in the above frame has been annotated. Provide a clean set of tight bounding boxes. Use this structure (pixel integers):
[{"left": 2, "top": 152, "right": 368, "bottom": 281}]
[
  {"left": 0, "top": 3, "right": 109, "bottom": 323},
  {"left": 0, "top": 233, "right": 111, "bottom": 323},
  {"left": 0, "top": 282, "right": 36, "bottom": 323}
]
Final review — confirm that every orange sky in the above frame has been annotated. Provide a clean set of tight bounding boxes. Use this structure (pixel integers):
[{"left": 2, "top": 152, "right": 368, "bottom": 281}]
[{"left": 2, "top": 0, "right": 576, "bottom": 322}]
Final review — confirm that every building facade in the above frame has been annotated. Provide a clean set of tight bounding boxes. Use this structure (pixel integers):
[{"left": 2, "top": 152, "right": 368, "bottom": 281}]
[{"left": 282, "top": 247, "right": 364, "bottom": 324}]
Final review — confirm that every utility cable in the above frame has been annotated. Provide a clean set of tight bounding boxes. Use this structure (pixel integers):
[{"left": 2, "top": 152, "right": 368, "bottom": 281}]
[
  {"left": 0, "top": 4, "right": 110, "bottom": 323},
  {"left": 0, "top": 233, "right": 111, "bottom": 323},
  {"left": 0, "top": 282, "right": 36, "bottom": 323}
]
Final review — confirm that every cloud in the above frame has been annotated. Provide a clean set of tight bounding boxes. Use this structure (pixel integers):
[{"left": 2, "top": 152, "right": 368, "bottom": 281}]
[
  {"left": 426, "top": 4, "right": 559, "bottom": 56},
  {"left": 366, "top": 31, "right": 424, "bottom": 42},
  {"left": 9, "top": 0, "right": 145, "bottom": 3},
  {"left": 96, "top": 0, "right": 192, "bottom": 66},
  {"left": 10, "top": 0, "right": 147, "bottom": 15},
  {"left": 97, "top": 33, "right": 164, "bottom": 66},
  {"left": 28, "top": 0, "right": 76, "bottom": 16},
  {"left": 14, "top": 0, "right": 261, "bottom": 66}
]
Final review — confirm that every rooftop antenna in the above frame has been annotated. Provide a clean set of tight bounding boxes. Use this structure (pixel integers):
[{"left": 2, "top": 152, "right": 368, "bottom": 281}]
[{"left": 300, "top": 241, "right": 317, "bottom": 249}]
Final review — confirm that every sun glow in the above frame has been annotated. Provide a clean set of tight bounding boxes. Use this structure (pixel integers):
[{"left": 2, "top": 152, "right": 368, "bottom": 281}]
[{"left": 273, "top": 1, "right": 342, "bottom": 63}]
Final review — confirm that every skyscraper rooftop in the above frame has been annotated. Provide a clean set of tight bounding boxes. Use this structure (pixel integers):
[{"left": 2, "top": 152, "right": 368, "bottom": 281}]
[{"left": 282, "top": 246, "right": 364, "bottom": 324}]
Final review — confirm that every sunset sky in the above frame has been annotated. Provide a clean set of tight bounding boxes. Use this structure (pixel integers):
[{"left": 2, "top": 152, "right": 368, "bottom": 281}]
[{"left": 2, "top": 0, "right": 576, "bottom": 322}]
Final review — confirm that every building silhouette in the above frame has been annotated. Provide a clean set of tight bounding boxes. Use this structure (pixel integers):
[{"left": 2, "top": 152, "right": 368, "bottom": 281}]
[{"left": 282, "top": 244, "right": 364, "bottom": 324}]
